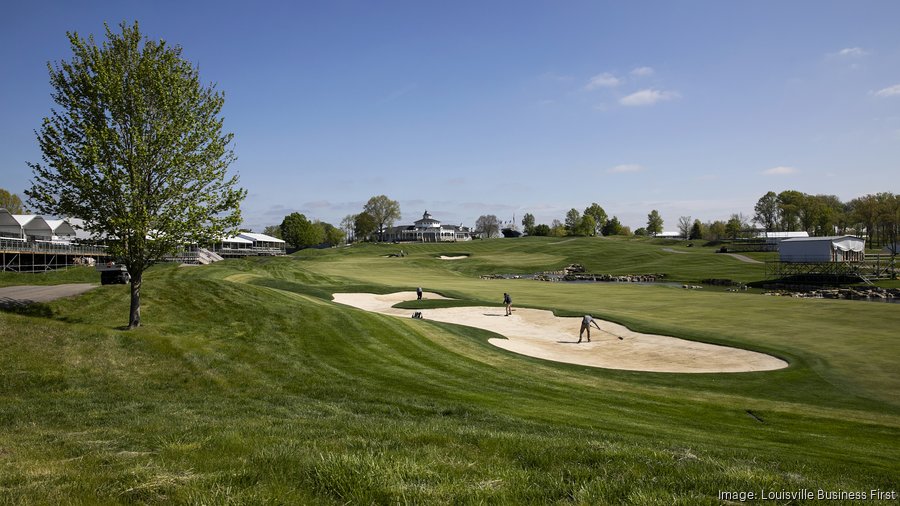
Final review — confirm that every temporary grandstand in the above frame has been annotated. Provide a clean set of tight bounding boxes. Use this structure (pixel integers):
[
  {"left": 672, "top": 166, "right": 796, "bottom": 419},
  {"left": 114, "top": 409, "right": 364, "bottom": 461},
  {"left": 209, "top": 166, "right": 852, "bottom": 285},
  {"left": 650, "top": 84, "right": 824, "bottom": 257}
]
[
  {"left": 1, "top": 208, "right": 285, "bottom": 270},
  {"left": 766, "top": 235, "right": 894, "bottom": 284},
  {"left": 0, "top": 209, "right": 108, "bottom": 272}
]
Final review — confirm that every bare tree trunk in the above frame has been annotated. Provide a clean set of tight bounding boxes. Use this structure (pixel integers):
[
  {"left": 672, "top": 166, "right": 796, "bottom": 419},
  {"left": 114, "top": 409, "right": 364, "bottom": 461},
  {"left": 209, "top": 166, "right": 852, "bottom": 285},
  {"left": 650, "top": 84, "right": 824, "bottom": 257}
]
[{"left": 128, "top": 270, "right": 142, "bottom": 329}]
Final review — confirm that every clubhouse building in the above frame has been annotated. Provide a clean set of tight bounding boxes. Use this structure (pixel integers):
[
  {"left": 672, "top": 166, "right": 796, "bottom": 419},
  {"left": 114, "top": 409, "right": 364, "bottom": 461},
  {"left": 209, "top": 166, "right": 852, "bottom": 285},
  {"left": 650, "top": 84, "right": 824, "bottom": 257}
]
[{"left": 381, "top": 211, "right": 473, "bottom": 242}]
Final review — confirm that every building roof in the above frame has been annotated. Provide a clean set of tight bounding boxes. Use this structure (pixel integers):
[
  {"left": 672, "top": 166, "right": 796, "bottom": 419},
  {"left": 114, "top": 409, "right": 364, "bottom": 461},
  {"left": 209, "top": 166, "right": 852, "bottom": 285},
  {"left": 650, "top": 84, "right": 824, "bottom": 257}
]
[
  {"left": 759, "top": 231, "right": 809, "bottom": 238},
  {"left": 655, "top": 231, "right": 682, "bottom": 238},
  {"left": 238, "top": 232, "right": 285, "bottom": 244},
  {"left": 780, "top": 235, "right": 862, "bottom": 243},
  {"left": 11, "top": 214, "right": 38, "bottom": 227},
  {"left": 222, "top": 235, "right": 254, "bottom": 244},
  {"left": 46, "top": 219, "right": 77, "bottom": 236}
]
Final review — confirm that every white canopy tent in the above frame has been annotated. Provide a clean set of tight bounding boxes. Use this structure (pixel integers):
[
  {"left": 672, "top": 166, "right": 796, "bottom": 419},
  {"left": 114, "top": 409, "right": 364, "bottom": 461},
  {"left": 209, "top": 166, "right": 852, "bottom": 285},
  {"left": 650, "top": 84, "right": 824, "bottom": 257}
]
[{"left": 0, "top": 209, "right": 29, "bottom": 239}]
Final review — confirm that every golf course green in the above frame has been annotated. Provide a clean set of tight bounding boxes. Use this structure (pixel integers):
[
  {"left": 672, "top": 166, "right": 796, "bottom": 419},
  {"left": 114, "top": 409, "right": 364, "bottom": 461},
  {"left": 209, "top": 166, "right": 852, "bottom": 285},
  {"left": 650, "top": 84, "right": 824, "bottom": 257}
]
[{"left": 1, "top": 237, "right": 897, "bottom": 504}]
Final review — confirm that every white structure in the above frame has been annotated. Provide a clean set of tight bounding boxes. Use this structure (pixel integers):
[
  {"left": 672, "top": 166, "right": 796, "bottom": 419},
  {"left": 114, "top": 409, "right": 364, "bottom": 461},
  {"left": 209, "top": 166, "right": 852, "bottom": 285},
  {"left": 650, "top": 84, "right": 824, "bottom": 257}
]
[
  {"left": 779, "top": 236, "right": 865, "bottom": 263},
  {"left": 382, "top": 211, "right": 472, "bottom": 242},
  {"left": 0, "top": 209, "right": 80, "bottom": 243},
  {"left": 757, "top": 231, "right": 809, "bottom": 244},
  {"left": 655, "top": 231, "right": 682, "bottom": 239},
  {"left": 214, "top": 232, "right": 285, "bottom": 256}
]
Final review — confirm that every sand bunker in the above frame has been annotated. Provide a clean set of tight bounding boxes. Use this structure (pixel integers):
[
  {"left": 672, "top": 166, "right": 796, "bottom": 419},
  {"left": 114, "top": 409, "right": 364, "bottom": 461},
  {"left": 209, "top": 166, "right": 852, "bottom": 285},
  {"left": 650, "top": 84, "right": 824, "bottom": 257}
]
[
  {"left": 332, "top": 292, "right": 788, "bottom": 373},
  {"left": 438, "top": 255, "right": 468, "bottom": 260}
]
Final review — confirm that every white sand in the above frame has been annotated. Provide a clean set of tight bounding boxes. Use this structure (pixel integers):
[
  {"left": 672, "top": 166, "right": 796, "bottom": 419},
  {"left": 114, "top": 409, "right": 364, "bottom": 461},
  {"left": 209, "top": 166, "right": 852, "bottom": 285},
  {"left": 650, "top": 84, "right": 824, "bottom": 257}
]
[
  {"left": 438, "top": 255, "right": 468, "bottom": 260},
  {"left": 332, "top": 291, "right": 788, "bottom": 374}
]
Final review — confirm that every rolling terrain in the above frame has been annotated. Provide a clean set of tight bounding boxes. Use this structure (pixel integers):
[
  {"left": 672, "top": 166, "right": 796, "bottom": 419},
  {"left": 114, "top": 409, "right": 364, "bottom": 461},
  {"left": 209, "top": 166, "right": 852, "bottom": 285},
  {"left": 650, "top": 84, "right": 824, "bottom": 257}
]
[{"left": 0, "top": 237, "right": 897, "bottom": 503}]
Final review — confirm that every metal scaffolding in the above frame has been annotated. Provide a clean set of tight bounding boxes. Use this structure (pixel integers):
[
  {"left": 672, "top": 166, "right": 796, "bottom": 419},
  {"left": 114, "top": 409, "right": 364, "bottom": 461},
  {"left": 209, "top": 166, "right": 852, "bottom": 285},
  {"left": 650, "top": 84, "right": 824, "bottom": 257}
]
[
  {"left": 0, "top": 239, "right": 109, "bottom": 272},
  {"left": 766, "top": 254, "right": 896, "bottom": 285}
]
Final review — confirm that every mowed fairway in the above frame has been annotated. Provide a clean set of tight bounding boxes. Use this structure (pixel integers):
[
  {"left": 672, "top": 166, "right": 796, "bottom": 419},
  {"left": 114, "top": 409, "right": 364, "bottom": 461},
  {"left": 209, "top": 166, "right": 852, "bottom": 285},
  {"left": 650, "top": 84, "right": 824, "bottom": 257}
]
[{"left": 1, "top": 237, "right": 898, "bottom": 503}]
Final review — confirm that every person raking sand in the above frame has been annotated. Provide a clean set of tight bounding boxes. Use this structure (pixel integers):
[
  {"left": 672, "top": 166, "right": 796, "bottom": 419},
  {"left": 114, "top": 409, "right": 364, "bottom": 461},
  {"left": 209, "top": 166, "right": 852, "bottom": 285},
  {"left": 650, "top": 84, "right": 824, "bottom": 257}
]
[{"left": 579, "top": 314, "right": 623, "bottom": 343}]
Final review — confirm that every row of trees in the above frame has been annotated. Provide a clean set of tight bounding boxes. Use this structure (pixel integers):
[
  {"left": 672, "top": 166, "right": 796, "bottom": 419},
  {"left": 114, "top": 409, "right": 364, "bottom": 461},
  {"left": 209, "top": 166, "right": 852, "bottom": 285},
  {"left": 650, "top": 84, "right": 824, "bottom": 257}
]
[
  {"left": 261, "top": 214, "right": 345, "bottom": 250},
  {"left": 753, "top": 190, "right": 898, "bottom": 249},
  {"left": 262, "top": 195, "right": 404, "bottom": 249},
  {"left": 514, "top": 203, "right": 630, "bottom": 238}
]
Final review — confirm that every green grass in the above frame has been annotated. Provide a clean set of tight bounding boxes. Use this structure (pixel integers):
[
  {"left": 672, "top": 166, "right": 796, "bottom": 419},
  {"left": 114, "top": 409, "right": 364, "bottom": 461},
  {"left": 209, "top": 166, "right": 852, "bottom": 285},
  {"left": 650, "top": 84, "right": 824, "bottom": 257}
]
[
  {"left": 0, "top": 266, "right": 97, "bottom": 287},
  {"left": 0, "top": 238, "right": 898, "bottom": 503}
]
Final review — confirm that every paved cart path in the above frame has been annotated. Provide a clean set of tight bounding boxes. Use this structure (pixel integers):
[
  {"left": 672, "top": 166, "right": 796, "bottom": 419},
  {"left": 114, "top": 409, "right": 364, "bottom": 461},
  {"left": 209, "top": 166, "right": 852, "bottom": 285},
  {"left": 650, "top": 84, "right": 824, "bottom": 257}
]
[
  {"left": 723, "top": 253, "right": 764, "bottom": 264},
  {"left": 0, "top": 283, "right": 97, "bottom": 307}
]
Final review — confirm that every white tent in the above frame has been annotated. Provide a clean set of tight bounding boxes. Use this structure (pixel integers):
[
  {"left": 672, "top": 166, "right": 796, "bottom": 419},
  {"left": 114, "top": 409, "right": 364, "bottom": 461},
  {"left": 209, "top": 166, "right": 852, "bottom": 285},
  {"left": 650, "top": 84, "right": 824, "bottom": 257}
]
[
  {"left": 0, "top": 209, "right": 28, "bottom": 239},
  {"left": 45, "top": 219, "right": 77, "bottom": 241},
  {"left": 655, "top": 231, "right": 682, "bottom": 238},
  {"left": 758, "top": 231, "right": 809, "bottom": 244},
  {"left": 779, "top": 236, "right": 865, "bottom": 262},
  {"left": 238, "top": 232, "right": 285, "bottom": 245}
]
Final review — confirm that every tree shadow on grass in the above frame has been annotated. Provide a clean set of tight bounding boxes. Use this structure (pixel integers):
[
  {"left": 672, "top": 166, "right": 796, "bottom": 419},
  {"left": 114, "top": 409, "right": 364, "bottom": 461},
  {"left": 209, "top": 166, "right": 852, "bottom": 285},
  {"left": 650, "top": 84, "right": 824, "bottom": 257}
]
[{"left": 0, "top": 298, "right": 54, "bottom": 318}]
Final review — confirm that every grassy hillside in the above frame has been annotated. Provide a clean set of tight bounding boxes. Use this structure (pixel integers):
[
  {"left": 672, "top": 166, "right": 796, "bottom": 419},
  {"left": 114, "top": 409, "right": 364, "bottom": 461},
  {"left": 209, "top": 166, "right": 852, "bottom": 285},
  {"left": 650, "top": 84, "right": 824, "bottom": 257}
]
[
  {"left": 0, "top": 238, "right": 897, "bottom": 503},
  {"left": 297, "top": 236, "right": 771, "bottom": 283}
]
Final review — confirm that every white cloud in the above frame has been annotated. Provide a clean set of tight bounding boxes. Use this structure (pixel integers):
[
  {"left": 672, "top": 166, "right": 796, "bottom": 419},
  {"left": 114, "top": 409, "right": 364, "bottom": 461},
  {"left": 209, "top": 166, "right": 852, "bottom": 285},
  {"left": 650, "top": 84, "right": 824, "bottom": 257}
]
[
  {"left": 619, "top": 89, "right": 680, "bottom": 106},
  {"left": 762, "top": 166, "right": 798, "bottom": 176},
  {"left": 608, "top": 164, "right": 645, "bottom": 174},
  {"left": 584, "top": 73, "right": 621, "bottom": 90},
  {"left": 833, "top": 47, "right": 868, "bottom": 57},
  {"left": 630, "top": 66, "right": 655, "bottom": 77},
  {"left": 874, "top": 84, "right": 900, "bottom": 98}
]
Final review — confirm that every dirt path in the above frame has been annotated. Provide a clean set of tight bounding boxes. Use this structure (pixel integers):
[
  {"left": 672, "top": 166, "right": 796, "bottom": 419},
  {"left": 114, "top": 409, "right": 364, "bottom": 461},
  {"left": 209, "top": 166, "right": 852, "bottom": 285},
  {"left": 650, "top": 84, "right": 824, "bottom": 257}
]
[
  {"left": 332, "top": 292, "right": 788, "bottom": 374},
  {"left": 661, "top": 248, "right": 690, "bottom": 254},
  {"left": 0, "top": 283, "right": 97, "bottom": 307}
]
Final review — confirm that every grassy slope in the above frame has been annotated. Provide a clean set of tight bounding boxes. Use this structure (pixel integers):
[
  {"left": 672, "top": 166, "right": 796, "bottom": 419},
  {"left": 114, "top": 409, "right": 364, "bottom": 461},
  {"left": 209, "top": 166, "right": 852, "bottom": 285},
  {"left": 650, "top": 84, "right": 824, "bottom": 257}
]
[
  {"left": 0, "top": 238, "right": 897, "bottom": 503},
  {"left": 0, "top": 266, "right": 97, "bottom": 288}
]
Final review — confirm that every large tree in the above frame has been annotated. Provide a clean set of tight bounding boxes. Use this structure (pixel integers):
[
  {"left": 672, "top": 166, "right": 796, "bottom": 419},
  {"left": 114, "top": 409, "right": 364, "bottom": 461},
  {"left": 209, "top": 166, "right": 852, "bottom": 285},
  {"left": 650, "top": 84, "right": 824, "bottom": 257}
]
[
  {"left": 575, "top": 214, "right": 596, "bottom": 237},
  {"left": 319, "top": 221, "right": 346, "bottom": 246},
  {"left": 280, "top": 212, "right": 323, "bottom": 249},
  {"left": 0, "top": 188, "right": 25, "bottom": 213},
  {"left": 602, "top": 216, "right": 624, "bottom": 236},
  {"left": 363, "top": 195, "right": 401, "bottom": 241},
  {"left": 475, "top": 214, "right": 500, "bottom": 238},
  {"left": 26, "top": 22, "right": 245, "bottom": 329},
  {"left": 776, "top": 190, "right": 805, "bottom": 231},
  {"left": 753, "top": 191, "right": 780, "bottom": 232},
  {"left": 706, "top": 220, "right": 727, "bottom": 241},
  {"left": 646, "top": 210, "right": 663, "bottom": 236},
  {"left": 521, "top": 213, "right": 536, "bottom": 236},
  {"left": 353, "top": 212, "right": 377, "bottom": 241},
  {"left": 689, "top": 219, "right": 703, "bottom": 240},
  {"left": 725, "top": 214, "right": 746, "bottom": 240},
  {"left": 583, "top": 203, "right": 608, "bottom": 236},
  {"left": 532, "top": 223, "right": 551, "bottom": 236},
  {"left": 564, "top": 208, "right": 581, "bottom": 235},
  {"left": 677, "top": 216, "right": 692, "bottom": 239},
  {"left": 340, "top": 214, "right": 356, "bottom": 243}
]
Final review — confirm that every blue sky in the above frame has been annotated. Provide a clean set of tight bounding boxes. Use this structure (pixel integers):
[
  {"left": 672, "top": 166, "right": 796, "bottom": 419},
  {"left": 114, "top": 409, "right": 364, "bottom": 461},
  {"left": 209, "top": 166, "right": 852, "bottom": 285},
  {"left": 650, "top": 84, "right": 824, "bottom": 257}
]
[{"left": 1, "top": 1, "right": 898, "bottom": 232}]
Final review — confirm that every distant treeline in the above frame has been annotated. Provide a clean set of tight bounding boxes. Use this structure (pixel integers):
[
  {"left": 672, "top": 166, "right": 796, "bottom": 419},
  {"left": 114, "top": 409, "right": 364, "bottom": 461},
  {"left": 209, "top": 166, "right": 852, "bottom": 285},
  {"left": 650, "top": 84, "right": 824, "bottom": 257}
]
[{"left": 753, "top": 190, "right": 898, "bottom": 249}]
